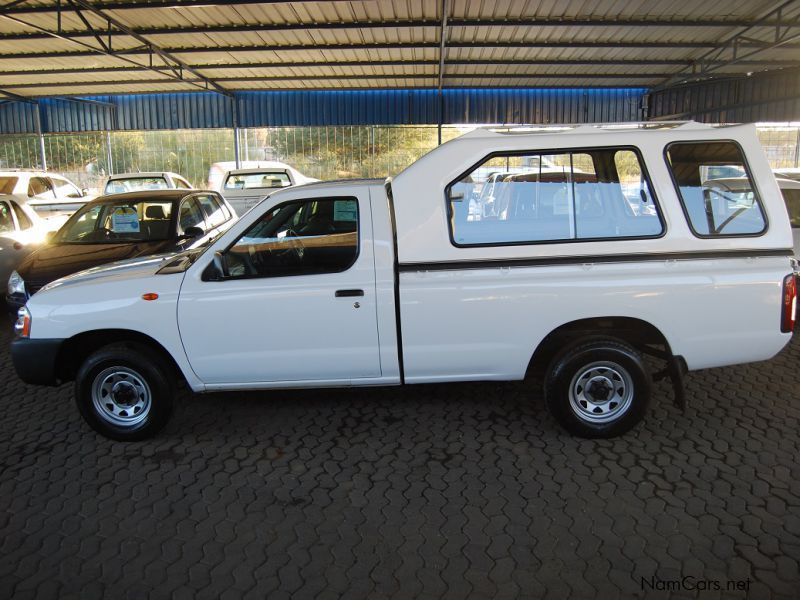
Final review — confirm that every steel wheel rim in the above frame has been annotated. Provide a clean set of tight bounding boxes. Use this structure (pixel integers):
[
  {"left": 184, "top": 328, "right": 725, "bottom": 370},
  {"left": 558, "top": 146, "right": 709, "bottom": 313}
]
[
  {"left": 91, "top": 366, "right": 152, "bottom": 428},
  {"left": 568, "top": 360, "right": 634, "bottom": 424}
]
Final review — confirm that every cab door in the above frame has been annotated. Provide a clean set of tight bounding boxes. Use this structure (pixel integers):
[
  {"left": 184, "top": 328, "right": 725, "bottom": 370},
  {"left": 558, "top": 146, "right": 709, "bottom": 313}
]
[{"left": 177, "top": 189, "right": 381, "bottom": 385}]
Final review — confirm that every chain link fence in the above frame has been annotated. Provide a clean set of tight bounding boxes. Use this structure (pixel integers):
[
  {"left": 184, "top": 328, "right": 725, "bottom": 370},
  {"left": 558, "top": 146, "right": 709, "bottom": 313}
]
[{"left": 1, "top": 124, "right": 797, "bottom": 194}]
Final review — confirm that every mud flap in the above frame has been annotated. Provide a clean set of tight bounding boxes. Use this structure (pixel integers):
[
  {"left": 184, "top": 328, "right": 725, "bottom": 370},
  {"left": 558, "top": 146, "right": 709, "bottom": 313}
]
[
  {"left": 667, "top": 355, "right": 687, "bottom": 412},
  {"left": 651, "top": 353, "right": 688, "bottom": 412}
]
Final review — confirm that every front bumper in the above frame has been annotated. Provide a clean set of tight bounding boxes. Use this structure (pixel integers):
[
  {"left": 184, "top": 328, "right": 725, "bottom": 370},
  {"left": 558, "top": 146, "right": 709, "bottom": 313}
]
[{"left": 11, "top": 337, "right": 64, "bottom": 386}]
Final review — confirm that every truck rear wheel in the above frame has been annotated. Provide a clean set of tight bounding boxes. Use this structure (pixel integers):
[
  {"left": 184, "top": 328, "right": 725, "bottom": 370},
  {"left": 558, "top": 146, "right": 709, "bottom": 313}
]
[
  {"left": 544, "top": 338, "right": 650, "bottom": 438},
  {"left": 75, "top": 343, "right": 174, "bottom": 441}
]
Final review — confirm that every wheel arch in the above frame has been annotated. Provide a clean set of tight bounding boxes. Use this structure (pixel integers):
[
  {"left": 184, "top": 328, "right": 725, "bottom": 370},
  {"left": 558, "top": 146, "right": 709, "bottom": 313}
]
[
  {"left": 55, "top": 328, "right": 185, "bottom": 385},
  {"left": 527, "top": 316, "right": 674, "bottom": 378}
]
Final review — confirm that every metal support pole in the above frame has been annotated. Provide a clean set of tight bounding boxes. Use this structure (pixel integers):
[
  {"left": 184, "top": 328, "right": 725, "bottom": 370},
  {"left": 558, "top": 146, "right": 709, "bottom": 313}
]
[
  {"left": 437, "top": 92, "right": 443, "bottom": 146},
  {"left": 33, "top": 102, "right": 47, "bottom": 170},
  {"left": 232, "top": 95, "right": 241, "bottom": 169},
  {"left": 105, "top": 129, "right": 113, "bottom": 175},
  {"left": 795, "top": 128, "right": 800, "bottom": 168}
]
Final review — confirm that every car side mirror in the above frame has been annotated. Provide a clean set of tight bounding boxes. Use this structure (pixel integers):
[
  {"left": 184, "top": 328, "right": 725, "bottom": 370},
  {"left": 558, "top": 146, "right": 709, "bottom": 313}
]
[
  {"left": 181, "top": 226, "right": 204, "bottom": 239},
  {"left": 45, "top": 231, "right": 56, "bottom": 243},
  {"left": 203, "top": 251, "right": 229, "bottom": 281}
]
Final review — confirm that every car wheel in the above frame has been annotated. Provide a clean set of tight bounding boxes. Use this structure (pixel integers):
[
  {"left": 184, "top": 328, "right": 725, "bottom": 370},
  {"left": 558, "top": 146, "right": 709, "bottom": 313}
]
[
  {"left": 544, "top": 338, "right": 650, "bottom": 438},
  {"left": 75, "top": 343, "right": 174, "bottom": 441}
]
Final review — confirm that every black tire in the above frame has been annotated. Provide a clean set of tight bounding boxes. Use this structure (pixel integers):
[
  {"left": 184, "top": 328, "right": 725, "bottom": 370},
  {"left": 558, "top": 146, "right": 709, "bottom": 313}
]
[
  {"left": 75, "top": 343, "right": 175, "bottom": 441},
  {"left": 544, "top": 338, "right": 651, "bottom": 438}
]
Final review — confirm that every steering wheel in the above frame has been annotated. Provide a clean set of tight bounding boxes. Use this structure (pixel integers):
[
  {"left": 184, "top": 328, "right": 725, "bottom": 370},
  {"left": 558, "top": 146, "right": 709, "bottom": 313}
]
[{"left": 272, "top": 228, "right": 305, "bottom": 263}]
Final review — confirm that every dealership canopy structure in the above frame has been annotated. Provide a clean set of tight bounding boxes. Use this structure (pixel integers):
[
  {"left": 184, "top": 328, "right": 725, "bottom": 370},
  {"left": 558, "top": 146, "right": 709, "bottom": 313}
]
[{"left": 0, "top": 0, "right": 799, "bottom": 132}]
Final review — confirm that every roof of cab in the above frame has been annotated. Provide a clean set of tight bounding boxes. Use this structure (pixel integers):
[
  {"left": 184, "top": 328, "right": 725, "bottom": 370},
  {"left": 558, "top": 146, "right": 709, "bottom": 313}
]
[
  {"left": 88, "top": 189, "right": 198, "bottom": 203},
  {"left": 107, "top": 172, "right": 185, "bottom": 180}
]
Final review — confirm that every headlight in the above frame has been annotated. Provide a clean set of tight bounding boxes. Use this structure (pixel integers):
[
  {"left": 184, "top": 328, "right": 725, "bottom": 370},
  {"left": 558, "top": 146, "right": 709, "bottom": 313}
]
[
  {"left": 14, "top": 306, "right": 30, "bottom": 338},
  {"left": 7, "top": 270, "right": 25, "bottom": 296}
]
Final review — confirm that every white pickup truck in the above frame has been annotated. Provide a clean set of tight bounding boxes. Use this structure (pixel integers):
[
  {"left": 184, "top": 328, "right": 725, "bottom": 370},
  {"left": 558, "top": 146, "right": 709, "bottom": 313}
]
[{"left": 10, "top": 123, "right": 797, "bottom": 440}]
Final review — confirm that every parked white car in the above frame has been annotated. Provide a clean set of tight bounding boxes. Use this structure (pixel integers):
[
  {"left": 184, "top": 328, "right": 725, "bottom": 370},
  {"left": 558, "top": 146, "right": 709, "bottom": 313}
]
[
  {"left": 707, "top": 176, "right": 800, "bottom": 257},
  {"left": 0, "top": 169, "right": 91, "bottom": 224},
  {"left": 773, "top": 167, "right": 800, "bottom": 182},
  {"left": 218, "top": 162, "right": 317, "bottom": 215},
  {"left": 0, "top": 194, "right": 61, "bottom": 302},
  {"left": 10, "top": 122, "right": 796, "bottom": 441},
  {"left": 104, "top": 172, "right": 193, "bottom": 195}
]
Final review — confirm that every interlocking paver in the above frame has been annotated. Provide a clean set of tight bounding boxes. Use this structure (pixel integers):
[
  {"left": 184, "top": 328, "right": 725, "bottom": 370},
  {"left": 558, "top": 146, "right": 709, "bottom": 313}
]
[{"left": 1, "top": 325, "right": 800, "bottom": 598}]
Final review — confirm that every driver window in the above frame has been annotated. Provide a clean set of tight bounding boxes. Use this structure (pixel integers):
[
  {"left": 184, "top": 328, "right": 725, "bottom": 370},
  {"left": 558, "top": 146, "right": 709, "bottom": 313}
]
[{"left": 222, "top": 197, "right": 359, "bottom": 279}]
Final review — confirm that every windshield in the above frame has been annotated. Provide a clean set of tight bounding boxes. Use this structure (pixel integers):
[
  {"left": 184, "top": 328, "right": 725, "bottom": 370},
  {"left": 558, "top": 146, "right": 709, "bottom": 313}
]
[
  {"left": 56, "top": 199, "right": 174, "bottom": 243},
  {"left": 105, "top": 176, "right": 169, "bottom": 194},
  {"left": 224, "top": 172, "right": 291, "bottom": 190},
  {"left": 0, "top": 176, "right": 18, "bottom": 194}
]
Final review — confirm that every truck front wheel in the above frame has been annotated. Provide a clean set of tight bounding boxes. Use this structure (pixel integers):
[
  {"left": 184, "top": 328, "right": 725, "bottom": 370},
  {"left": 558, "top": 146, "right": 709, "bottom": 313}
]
[
  {"left": 75, "top": 343, "right": 174, "bottom": 441},
  {"left": 544, "top": 338, "right": 651, "bottom": 438}
]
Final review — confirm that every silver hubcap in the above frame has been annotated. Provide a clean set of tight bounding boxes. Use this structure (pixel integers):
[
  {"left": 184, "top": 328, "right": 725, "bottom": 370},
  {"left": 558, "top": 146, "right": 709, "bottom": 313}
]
[
  {"left": 91, "top": 366, "right": 152, "bottom": 427},
  {"left": 568, "top": 361, "right": 634, "bottom": 424}
]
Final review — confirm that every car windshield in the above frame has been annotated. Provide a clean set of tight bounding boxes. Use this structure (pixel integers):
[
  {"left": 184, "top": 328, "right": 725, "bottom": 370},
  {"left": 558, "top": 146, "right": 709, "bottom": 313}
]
[
  {"left": 0, "top": 176, "right": 18, "bottom": 194},
  {"left": 56, "top": 199, "right": 174, "bottom": 243},
  {"left": 224, "top": 172, "right": 291, "bottom": 190},
  {"left": 105, "top": 177, "right": 169, "bottom": 194}
]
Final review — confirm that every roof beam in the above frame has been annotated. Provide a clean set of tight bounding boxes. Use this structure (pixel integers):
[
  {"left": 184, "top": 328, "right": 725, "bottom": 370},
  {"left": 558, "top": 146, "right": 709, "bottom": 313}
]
[
  {"left": 6, "top": 58, "right": 800, "bottom": 77},
  {"left": 5, "top": 39, "right": 796, "bottom": 62},
  {"left": 0, "top": 0, "right": 355, "bottom": 13},
  {"left": 0, "top": 6, "right": 230, "bottom": 95},
  {"left": 656, "top": 0, "right": 800, "bottom": 89},
  {"left": 66, "top": 0, "right": 231, "bottom": 96},
  {"left": 1, "top": 72, "right": 674, "bottom": 90},
  {"left": 0, "top": 87, "right": 36, "bottom": 102},
  {"left": 4, "top": 18, "right": 800, "bottom": 41},
  {"left": 0, "top": 0, "right": 797, "bottom": 30}
]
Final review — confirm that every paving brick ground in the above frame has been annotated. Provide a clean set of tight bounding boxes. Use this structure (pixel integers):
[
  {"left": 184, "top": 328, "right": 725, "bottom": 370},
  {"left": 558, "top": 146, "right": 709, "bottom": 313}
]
[{"left": 1, "top": 323, "right": 799, "bottom": 599}]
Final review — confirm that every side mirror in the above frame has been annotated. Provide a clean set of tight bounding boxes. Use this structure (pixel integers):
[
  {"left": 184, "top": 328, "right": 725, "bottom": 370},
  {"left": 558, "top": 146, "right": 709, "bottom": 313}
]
[
  {"left": 181, "top": 226, "right": 204, "bottom": 239},
  {"left": 45, "top": 231, "right": 57, "bottom": 243},
  {"left": 81, "top": 188, "right": 89, "bottom": 197},
  {"left": 203, "top": 251, "right": 229, "bottom": 281}
]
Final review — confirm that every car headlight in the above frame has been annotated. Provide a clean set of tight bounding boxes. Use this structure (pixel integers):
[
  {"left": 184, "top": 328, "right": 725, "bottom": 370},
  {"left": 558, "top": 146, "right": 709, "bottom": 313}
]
[
  {"left": 14, "top": 306, "right": 30, "bottom": 338},
  {"left": 7, "top": 270, "right": 25, "bottom": 296}
]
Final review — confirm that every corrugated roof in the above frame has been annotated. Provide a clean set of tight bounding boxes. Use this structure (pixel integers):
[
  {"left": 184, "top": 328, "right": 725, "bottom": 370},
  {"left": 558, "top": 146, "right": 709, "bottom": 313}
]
[{"left": 1, "top": 0, "right": 799, "bottom": 98}]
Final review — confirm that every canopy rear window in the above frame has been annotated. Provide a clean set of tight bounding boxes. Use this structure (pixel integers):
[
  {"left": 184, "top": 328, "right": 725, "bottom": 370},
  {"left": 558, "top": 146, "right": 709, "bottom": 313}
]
[{"left": 224, "top": 172, "right": 291, "bottom": 191}]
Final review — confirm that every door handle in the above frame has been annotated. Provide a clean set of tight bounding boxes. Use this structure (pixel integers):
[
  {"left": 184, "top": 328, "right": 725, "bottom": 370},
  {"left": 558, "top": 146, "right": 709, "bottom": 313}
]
[{"left": 335, "top": 289, "right": 364, "bottom": 297}]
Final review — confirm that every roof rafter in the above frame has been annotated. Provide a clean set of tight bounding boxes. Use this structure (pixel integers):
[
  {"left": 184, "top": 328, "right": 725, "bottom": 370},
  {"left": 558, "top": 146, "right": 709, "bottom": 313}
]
[
  {"left": 6, "top": 58, "right": 800, "bottom": 78},
  {"left": 0, "top": 0, "right": 355, "bottom": 13},
  {"left": 5, "top": 38, "right": 800, "bottom": 62},
  {"left": 4, "top": 18, "right": 800, "bottom": 41},
  {"left": 0, "top": 72, "right": 676, "bottom": 91},
  {"left": 0, "top": 87, "right": 37, "bottom": 102},
  {"left": 67, "top": 0, "right": 231, "bottom": 95},
  {"left": 656, "top": 0, "right": 800, "bottom": 89},
  {"left": 0, "top": 0, "right": 233, "bottom": 96}
]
